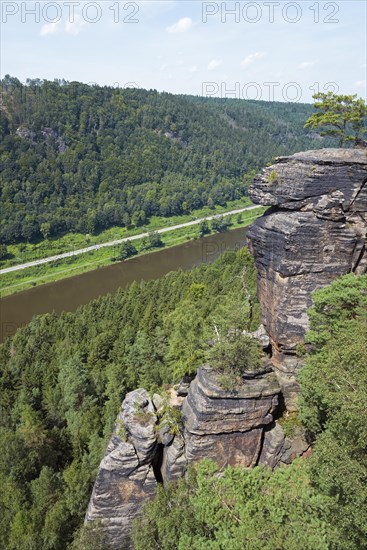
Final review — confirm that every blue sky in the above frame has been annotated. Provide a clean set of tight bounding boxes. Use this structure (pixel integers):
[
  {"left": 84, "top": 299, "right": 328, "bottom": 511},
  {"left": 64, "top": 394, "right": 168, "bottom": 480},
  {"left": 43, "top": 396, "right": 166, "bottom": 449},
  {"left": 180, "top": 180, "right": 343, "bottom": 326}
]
[{"left": 1, "top": 0, "right": 366, "bottom": 102}]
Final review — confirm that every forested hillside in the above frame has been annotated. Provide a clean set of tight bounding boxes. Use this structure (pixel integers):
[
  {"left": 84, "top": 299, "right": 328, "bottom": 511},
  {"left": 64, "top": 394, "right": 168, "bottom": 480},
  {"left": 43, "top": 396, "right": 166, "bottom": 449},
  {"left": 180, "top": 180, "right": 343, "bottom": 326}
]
[{"left": 0, "top": 76, "right": 330, "bottom": 244}]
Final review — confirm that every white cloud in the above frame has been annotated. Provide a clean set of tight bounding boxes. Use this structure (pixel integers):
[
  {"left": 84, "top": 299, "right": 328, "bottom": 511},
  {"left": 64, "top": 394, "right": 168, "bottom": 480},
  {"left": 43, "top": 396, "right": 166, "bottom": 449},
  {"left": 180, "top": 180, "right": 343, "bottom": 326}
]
[
  {"left": 166, "top": 17, "right": 193, "bottom": 34},
  {"left": 240, "top": 52, "right": 266, "bottom": 68},
  {"left": 65, "top": 14, "right": 86, "bottom": 36},
  {"left": 208, "top": 59, "right": 222, "bottom": 71},
  {"left": 355, "top": 80, "right": 366, "bottom": 88},
  {"left": 189, "top": 65, "right": 198, "bottom": 73},
  {"left": 299, "top": 61, "right": 316, "bottom": 69},
  {"left": 40, "top": 22, "right": 59, "bottom": 36}
]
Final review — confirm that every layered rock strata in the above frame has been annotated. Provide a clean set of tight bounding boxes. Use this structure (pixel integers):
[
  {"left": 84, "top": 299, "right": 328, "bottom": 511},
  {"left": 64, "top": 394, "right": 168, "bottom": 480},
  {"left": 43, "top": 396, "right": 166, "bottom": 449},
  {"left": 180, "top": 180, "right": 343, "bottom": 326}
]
[
  {"left": 86, "top": 364, "right": 281, "bottom": 547},
  {"left": 85, "top": 389, "right": 158, "bottom": 550},
  {"left": 258, "top": 421, "right": 310, "bottom": 469},
  {"left": 247, "top": 148, "right": 367, "bottom": 409},
  {"left": 181, "top": 365, "right": 279, "bottom": 468}
]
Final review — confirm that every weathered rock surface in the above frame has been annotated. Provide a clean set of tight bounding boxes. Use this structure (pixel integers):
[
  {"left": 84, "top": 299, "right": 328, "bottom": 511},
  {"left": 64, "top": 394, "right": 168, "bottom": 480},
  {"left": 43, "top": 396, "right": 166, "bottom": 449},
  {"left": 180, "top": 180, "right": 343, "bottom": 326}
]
[
  {"left": 120, "top": 389, "right": 157, "bottom": 464},
  {"left": 181, "top": 365, "right": 279, "bottom": 468},
  {"left": 87, "top": 362, "right": 281, "bottom": 544},
  {"left": 85, "top": 389, "right": 158, "bottom": 549},
  {"left": 16, "top": 125, "right": 67, "bottom": 152},
  {"left": 182, "top": 365, "right": 279, "bottom": 436},
  {"left": 244, "top": 323, "right": 271, "bottom": 349},
  {"left": 185, "top": 428, "right": 263, "bottom": 468},
  {"left": 176, "top": 375, "right": 193, "bottom": 396},
  {"left": 16, "top": 126, "right": 36, "bottom": 141},
  {"left": 248, "top": 148, "right": 367, "bottom": 408},
  {"left": 161, "top": 433, "right": 186, "bottom": 484},
  {"left": 258, "top": 421, "right": 310, "bottom": 469}
]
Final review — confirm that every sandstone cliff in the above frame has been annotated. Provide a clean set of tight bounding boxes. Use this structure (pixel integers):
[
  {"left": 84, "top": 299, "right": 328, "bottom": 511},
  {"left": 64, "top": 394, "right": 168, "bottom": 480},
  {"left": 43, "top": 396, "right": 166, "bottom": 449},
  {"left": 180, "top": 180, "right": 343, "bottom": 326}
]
[
  {"left": 248, "top": 148, "right": 367, "bottom": 409},
  {"left": 85, "top": 390, "right": 158, "bottom": 548},
  {"left": 86, "top": 364, "right": 283, "bottom": 548}
]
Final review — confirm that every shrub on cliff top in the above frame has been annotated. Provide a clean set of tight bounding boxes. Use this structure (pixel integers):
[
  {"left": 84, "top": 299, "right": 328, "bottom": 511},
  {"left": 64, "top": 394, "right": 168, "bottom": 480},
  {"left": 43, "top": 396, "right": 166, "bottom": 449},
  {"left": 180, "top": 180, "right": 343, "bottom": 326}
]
[{"left": 208, "top": 333, "right": 261, "bottom": 378}]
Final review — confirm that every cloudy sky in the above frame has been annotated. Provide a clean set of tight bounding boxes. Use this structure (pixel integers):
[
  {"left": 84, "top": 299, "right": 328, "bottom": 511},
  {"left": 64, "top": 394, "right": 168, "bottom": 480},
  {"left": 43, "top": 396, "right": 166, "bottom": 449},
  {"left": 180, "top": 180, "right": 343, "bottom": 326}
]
[{"left": 1, "top": 0, "right": 366, "bottom": 102}]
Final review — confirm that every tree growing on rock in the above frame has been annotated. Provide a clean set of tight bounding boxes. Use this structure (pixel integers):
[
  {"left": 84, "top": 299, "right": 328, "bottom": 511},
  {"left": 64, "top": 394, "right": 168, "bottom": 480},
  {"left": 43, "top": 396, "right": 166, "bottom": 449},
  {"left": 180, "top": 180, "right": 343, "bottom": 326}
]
[{"left": 304, "top": 92, "right": 367, "bottom": 147}]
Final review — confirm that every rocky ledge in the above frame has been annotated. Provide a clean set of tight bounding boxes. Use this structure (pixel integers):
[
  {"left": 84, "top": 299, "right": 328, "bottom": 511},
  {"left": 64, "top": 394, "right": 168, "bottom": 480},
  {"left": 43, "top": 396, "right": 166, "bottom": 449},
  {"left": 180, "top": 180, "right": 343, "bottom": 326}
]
[
  {"left": 182, "top": 365, "right": 279, "bottom": 468},
  {"left": 248, "top": 148, "right": 367, "bottom": 409}
]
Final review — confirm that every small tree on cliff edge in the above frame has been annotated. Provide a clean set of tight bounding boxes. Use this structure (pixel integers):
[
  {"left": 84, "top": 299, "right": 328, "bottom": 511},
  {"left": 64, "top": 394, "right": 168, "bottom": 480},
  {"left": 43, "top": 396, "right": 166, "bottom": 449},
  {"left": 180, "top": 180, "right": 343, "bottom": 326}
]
[{"left": 304, "top": 92, "right": 367, "bottom": 147}]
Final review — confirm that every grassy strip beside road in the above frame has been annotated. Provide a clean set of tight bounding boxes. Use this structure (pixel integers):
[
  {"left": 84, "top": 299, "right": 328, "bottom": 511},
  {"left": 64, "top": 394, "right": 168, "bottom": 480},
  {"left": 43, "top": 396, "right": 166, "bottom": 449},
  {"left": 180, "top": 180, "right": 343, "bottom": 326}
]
[
  {"left": 0, "top": 199, "right": 252, "bottom": 270},
  {"left": 1, "top": 204, "right": 260, "bottom": 275},
  {"left": 0, "top": 207, "right": 267, "bottom": 298}
]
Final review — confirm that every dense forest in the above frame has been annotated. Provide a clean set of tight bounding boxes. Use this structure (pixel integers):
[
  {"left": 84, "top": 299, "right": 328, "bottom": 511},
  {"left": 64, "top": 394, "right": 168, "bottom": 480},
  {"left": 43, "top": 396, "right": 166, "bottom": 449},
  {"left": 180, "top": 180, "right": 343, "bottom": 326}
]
[
  {"left": 0, "top": 249, "right": 259, "bottom": 549},
  {"left": 0, "top": 248, "right": 366, "bottom": 549},
  {"left": 0, "top": 76, "right": 332, "bottom": 244}
]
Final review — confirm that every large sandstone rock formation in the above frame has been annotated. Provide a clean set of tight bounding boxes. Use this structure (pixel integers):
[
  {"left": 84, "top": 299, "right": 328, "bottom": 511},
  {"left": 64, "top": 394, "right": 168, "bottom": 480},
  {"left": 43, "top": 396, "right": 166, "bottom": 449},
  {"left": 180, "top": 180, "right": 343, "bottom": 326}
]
[
  {"left": 248, "top": 148, "right": 367, "bottom": 408},
  {"left": 86, "top": 363, "right": 281, "bottom": 547},
  {"left": 181, "top": 365, "right": 279, "bottom": 467}
]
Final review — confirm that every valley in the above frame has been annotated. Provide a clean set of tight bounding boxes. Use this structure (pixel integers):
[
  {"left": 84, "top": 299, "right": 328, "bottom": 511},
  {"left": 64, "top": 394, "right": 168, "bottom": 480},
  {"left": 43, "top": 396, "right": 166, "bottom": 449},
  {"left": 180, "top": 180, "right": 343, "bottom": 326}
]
[{"left": 0, "top": 75, "right": 366, "bottom": 550}]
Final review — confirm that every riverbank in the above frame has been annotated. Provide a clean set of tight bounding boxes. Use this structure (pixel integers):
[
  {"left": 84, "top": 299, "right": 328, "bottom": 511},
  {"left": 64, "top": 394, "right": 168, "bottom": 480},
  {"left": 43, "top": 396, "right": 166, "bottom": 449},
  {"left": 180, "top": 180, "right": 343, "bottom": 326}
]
[
  {"left": 1, "top": 199, "right": 253, "bottom": 271},
  {"left": 0, "top": 224, "right": 257, "bottom": 342},
  {"left": 0, "top": 205, "right": 266, "bottom": 298}
]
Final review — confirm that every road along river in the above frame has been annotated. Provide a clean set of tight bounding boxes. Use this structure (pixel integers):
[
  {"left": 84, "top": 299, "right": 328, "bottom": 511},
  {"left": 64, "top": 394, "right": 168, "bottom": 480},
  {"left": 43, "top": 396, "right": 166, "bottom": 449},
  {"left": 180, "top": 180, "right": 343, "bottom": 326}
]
[
  {"left": 0, "top": 206, "right": 259, "bottom": 275},
  {"left": 0, "top": 226, "right": 250, "bottom": 342}
]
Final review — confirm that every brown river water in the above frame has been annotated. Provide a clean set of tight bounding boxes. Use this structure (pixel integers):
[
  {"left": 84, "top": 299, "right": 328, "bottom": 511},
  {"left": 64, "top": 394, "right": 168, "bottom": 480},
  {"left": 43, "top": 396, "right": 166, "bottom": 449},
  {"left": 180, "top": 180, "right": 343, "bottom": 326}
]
[{"left": 0, "top": 227, "right": 249, "bottom": 343}]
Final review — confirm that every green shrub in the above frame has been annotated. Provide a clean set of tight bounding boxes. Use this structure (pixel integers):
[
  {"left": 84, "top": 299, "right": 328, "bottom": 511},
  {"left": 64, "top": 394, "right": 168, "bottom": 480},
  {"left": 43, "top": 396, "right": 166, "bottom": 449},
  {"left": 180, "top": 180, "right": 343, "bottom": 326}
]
[
  {"left": 117, "top": 240, "right": 138, "bottom": 260},
  {"left": 207, "top": 333, "right": 261, "bottom": 377},
  {"left": 268, "top": 170, "right": 278, "bottom": 183}
]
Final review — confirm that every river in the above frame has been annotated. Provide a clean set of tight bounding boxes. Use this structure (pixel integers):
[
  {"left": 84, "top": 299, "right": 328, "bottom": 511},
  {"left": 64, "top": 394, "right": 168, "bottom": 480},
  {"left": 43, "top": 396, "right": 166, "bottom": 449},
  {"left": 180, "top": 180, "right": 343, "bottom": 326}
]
[{"left": 0, "top": 227, "right": 249, "bottom": 343}]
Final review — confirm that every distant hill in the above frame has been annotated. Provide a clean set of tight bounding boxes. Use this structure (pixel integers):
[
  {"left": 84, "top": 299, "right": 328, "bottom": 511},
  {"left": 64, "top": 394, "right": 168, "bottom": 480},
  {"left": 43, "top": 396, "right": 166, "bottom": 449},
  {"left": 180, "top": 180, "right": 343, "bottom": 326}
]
[{"left": 0, "top": 76, "right": 332, "bottom": 244}]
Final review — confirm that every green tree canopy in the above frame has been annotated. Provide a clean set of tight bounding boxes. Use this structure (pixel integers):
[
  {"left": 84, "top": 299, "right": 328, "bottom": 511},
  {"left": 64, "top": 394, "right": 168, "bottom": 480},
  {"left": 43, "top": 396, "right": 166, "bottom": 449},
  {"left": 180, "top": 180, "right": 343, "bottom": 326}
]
[
  {"left": 117, "top": 240, "right": 138, "bottom": 261},
  {"left": 0, "top": 77, "right": 334, "bottom": 245},
  {"left": 304, "top": 92, "right": 367, "bottom": 147},
  {"left": 140, "top": 231, "right": 164, "bottom": 250},
  {"left": 299, "top": 274, "right": 367, "bottom": 549},
  {"left": 133, "top": 459, "right": 335, "bottom": 550}
]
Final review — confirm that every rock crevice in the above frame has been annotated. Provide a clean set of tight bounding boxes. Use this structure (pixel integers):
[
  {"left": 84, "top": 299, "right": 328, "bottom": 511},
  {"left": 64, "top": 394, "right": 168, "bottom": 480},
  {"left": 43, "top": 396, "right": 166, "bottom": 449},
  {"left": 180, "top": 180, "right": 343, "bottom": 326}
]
[{"left": 86, "top": 363, "right": 281, "bottom": 547}]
